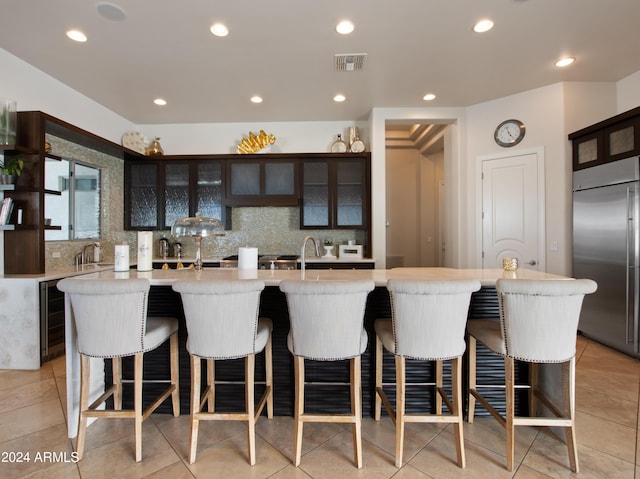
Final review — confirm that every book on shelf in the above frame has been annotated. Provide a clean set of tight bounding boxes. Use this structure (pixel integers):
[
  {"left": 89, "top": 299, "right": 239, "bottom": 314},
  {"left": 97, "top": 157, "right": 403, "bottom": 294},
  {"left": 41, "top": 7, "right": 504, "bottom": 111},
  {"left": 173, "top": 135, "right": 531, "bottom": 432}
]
[{"left": 0, "top": 197, "right": 14, "bottom": 225}]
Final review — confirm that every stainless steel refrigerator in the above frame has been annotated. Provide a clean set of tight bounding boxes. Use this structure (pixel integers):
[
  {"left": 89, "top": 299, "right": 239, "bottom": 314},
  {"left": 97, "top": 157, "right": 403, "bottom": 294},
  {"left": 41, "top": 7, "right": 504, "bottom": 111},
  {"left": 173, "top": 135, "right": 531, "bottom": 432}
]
[{"left": 573, "top": 156, "right": 639, "bottom": 357}]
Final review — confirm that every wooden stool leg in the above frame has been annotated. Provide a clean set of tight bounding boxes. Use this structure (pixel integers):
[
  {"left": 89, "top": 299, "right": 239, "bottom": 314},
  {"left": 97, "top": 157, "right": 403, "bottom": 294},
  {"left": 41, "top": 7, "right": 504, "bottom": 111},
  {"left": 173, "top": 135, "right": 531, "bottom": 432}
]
[
  {"left": 112, "top": 357, "right": 122, "bottom": 410},
  {"left": 189, "top": 356, "right": 201, "bottom": 464},
  {"left": 351, "top": 356, "right": 363, "bottom": 469},
  {"left": 374, "top": 335, "right": 383, "bottom": 421},
  {"left": 529, "top": 362, "right": 538, "bottom": 417},
  {"left": 265, "top": 335, "right": 273, "bottom": 419},
  {"left": 505, "top": 357, "right": 515, "bottom": 472},
  {"left": 395, "top": 355, "right": 405, "bottom": 468},
  {"left": 564, "top": 358, "right": 579, "bottom": 473},
  {"left": 134, "top": 352, "right": 143, "bottom": 462},
  {"left": 293, "top": 355, "right": 304, "bottom": 467},
  {"left": 435, "top": 360, "right": 443, "bottom": 415},
  {"left": 169, "top": 332, "right": 180, "bottom": 417},
  {"left": 467, "top": 335, "right": 477, "bottom": 423},
  {"left": 76, "top": 354, "right": 91, "bottom": 460},
  {"left": 452, "top": 357, "right": 465, "bottom": 468},
  {"left": 207, "top": 359, "right": 215, "bottom": 413},
  {"left": 246, "top": 354, "right": 256, "bottom": 466}
]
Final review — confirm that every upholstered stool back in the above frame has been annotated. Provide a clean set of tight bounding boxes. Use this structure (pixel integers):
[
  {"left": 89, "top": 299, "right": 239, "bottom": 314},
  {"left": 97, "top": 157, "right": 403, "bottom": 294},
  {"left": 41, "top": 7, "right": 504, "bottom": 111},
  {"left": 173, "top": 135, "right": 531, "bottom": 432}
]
[
  {"left": 279, "top": 279, "right": 375, "bottom": 360},
  {"left": 58, "top": 278, "right": 157, "bottom": 358},
  {"left": 387, "top": 279, "right": 481, "bottom": 360},
  {"left": 172, "top": 279, "right": 266, "bottom": 359},
  {"left": 497, "top": 278, "right": 598, "bottom": 363}
]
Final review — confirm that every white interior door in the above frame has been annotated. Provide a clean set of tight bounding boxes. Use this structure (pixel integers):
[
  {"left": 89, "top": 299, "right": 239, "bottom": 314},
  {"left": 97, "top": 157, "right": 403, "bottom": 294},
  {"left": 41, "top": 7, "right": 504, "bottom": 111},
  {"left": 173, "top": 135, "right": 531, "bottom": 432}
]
[{"left": 482, "top": 151, "right": 544, "bottom": 270}]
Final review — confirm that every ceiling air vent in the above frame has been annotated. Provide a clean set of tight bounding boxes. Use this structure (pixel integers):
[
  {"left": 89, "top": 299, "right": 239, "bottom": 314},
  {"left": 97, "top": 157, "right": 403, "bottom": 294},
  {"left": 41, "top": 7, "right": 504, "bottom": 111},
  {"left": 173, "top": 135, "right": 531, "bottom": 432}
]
[{"left": 334, "top": 53, "right": 367, "bottom": 72}]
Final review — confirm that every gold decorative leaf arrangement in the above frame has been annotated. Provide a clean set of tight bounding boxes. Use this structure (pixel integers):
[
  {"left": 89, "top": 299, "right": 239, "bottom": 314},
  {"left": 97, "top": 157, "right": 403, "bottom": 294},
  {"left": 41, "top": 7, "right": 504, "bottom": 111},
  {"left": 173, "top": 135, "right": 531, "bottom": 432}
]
[{"left": 237, "top": 130, "right": 276, "bottom": 154}]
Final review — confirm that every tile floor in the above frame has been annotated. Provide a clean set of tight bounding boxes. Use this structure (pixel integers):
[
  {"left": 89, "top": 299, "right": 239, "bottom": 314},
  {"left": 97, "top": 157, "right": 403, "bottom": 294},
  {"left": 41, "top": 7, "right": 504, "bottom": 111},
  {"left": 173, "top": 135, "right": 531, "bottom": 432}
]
[{"left": 0, "top": 335, "right": 638, "bottom": 478}]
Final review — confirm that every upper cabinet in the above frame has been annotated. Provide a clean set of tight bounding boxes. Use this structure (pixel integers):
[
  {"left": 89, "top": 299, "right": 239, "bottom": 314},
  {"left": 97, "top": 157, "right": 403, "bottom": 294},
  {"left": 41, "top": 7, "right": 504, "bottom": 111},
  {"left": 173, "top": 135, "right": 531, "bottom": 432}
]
[
  {"left": 125, "top": 155, "right": 227, "bottom": 230},
  {"left": 301, "top": 153, "right": 370, "bottom": 229},
  {"left": 124, "top": 152, "right": 371, "bottom": 235},
  {"left": 570, "top": 106, "right": 640, "bottom": 170},
  {"left": 225, "top": 156, "right": 298, "bottom": 206}
]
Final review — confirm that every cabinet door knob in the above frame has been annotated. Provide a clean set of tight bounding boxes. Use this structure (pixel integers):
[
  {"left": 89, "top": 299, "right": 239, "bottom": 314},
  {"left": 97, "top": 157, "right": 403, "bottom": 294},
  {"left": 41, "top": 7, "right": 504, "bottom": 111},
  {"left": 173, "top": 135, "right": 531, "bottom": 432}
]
[{"left": 527, "top": 260, "right": 537, "bottom": 265}]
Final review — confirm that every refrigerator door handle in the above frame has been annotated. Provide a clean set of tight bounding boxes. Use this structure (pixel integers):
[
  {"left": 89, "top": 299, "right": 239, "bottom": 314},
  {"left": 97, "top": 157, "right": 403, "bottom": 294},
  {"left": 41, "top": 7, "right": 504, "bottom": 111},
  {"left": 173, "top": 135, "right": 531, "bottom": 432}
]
[
  {"left": 626, "top": 186, "right": 639, "bottom": 351},
  {"left": 626, "top": 187, "right": 632, "bottom": 345}
]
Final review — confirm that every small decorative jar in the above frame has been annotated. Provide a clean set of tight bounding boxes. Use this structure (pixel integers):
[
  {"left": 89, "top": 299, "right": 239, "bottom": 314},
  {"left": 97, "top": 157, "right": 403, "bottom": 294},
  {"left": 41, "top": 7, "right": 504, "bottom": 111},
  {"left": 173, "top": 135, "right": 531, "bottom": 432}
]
[
  {"left": 502, "top": 257, "right": 518, "bottom": 271},
  {"left": 146, "top": 137, "right": 164, "bottom": 156}
]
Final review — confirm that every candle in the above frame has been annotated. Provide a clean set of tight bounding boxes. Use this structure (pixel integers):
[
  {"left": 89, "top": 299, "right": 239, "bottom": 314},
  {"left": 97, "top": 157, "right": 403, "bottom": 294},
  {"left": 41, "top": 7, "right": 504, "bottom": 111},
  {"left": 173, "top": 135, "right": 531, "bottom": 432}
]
[
  {"left": 238, "top": 247, "right": 258, "bottom": 270},
  {"left": 137, "top": 232, "right": 153, "bottom": 272},
  {"left": 114, "top": 244, "right": 130, "bottom": 272}
]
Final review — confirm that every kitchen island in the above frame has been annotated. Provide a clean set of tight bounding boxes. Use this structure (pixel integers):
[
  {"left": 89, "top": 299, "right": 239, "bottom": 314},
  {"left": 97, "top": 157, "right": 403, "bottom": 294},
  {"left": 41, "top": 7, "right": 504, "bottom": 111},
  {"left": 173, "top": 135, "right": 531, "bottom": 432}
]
[{"left": 62, "top": 267, "right": 569, "bottom": 438}]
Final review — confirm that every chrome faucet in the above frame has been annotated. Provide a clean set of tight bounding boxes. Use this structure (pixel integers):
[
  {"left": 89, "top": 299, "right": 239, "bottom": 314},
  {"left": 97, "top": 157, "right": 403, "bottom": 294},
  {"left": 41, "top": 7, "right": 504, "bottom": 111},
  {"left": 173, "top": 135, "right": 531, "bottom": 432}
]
[
  {"left": 81, "top": 243, "right": 94, "bottom": 265},
  {"left": 300, "top": 236, "right": 320, "bottom": 272}
]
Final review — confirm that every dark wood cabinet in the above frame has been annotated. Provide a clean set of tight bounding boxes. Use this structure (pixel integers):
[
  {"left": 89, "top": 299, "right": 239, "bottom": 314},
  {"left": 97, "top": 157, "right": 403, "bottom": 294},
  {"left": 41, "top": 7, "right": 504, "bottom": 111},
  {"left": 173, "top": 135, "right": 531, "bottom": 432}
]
[
  {"left": 570, "top": 106, "right": 640, "bottom": 170},
  {"left": 125, "top": 159, "right": 159, "bottom": 229},
  {"left": 3, "top": 111, "right": 123, "bottom": 274},
  {"left": 225, "top": 156, "right": 298, "bottom": 206},
  {"left": 301, "top": 153, "right": 370, "bottom": 229},
  {"left": 125, "top": 155, "right": 228, "bottom": 230}
]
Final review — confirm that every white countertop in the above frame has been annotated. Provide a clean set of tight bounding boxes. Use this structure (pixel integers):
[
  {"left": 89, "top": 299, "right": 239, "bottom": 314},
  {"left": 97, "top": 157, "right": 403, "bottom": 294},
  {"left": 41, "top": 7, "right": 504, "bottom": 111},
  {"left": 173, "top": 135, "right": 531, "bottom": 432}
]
[
  {"left": 0, "top": 257, "right": 376, "bottom": 282},
  {"left": 0, "top": 263, "right": 119, "bottom": 282},
  {"left": 68, "top": 266, "right": 569, "bottom": 287}
]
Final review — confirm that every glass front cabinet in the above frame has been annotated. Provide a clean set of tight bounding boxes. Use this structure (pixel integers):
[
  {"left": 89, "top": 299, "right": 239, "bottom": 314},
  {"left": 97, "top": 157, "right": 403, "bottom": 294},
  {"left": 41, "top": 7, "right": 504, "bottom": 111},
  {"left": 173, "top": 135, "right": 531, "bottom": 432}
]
[
  {"left": 125, "top": 157, "right": 226, "bottom": 230},
  {"left": 301, "top": 154, "right": 370, "bottom": 229}
]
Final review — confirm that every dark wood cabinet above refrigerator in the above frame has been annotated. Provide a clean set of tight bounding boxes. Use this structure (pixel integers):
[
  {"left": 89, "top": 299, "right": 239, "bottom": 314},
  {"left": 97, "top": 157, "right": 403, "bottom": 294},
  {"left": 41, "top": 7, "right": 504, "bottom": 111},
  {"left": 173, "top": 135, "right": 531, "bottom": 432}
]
[{"left": 569, "top": 105, "right": 640, "bottom": 170}]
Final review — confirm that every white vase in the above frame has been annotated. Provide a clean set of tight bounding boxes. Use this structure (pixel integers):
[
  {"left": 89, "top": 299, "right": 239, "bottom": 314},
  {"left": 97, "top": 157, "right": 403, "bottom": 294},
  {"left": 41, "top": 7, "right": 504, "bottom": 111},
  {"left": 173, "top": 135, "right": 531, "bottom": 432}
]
[{"left": 323, "top": 245, "right": 335, "bottom": 258}]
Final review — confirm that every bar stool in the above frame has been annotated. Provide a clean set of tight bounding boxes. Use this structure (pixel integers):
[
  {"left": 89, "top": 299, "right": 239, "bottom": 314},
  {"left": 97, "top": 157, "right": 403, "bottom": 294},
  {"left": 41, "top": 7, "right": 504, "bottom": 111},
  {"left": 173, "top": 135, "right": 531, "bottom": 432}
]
[
  {"left": 374, "top": 279, "right": 480, "bottom": 468},
  {"left": 57, "top": 277, "right": 180, "bottom": 462},
  {"left": 172, "top": 279, "right": 273, "bottom": 465},
  {"left": 467, "top": 278, "right": 597, "bottom": 472},
  {"left": 279, "top": 279, "right": 375, "bottom": 469}
]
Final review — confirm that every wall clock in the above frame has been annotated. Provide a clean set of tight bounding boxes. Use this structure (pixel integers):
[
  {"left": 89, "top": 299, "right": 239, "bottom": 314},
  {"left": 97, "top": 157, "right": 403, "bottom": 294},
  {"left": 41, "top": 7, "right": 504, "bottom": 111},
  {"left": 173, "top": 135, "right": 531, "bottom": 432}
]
[{"left": 494, "top": 119, "right": 525, "bottom": 147}]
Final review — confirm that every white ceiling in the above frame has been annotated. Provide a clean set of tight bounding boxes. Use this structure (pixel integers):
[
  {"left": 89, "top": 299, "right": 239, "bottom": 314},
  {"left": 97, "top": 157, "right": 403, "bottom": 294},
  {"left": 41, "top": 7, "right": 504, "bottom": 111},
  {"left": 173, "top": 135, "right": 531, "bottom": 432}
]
[{"left": 2, "top": 0, "right": 640, "bottom": 125}]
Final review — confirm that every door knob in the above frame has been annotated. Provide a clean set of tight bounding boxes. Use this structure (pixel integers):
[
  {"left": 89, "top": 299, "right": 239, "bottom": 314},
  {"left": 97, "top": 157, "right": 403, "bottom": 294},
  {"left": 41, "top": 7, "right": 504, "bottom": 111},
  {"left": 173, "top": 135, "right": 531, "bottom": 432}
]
[{"left": 527, "top": 260, "right": 537, "bottom": 265}]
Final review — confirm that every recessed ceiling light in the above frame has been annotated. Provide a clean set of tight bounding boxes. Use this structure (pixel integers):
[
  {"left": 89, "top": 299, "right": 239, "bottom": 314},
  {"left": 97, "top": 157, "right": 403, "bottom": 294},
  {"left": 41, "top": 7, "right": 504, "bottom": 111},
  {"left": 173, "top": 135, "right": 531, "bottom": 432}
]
[
  {"left": 555, "top": 56, "right": 575, "bottom": 67},
  {"left": 333, "top": 94, "right": 346, "bottom": 102},
  {"left": 96, "top": 2, "right": 126, "bottom": 21},
  {"left": 210, "top": 23, "right": 229, "bottom": 37},
  {"left": 423, "top": 93, "right": 436, "bottom": 101},
  {"left": 250, "top": 96, "right": 263, "bottom": 104},
  {"left": 473, "top": 19, "right": 494, "bottom": 33},
  {"left": 336, "top": 20, "right": 354, "bottom": 35},
  {"left": 153, "top": 98, "right": 167, "bottom": 106},
  {"left": 66, "top": 30, "right": 87, "bottom": 42}
]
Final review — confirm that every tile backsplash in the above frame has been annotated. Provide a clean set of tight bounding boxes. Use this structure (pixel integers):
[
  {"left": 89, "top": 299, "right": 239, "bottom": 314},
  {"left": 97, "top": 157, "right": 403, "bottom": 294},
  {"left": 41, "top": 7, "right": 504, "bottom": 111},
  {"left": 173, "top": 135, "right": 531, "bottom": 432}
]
[{"left": 47, "top": 205, "right": 367, "bottom": 269}]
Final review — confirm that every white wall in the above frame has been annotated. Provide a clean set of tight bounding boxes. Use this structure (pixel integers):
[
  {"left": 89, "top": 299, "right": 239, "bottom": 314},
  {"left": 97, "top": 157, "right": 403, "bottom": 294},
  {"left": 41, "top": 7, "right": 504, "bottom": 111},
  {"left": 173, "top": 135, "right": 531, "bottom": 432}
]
[
  {"left": 420, "top": 151, "right": 444, "bottom": 266},
  {"left": 617, "top": 70, "right": 640, "bottom": 113},
  {"left": 136, "top": 121, "right": 369, "bottom": 156},
  {"left": 386, "top": 148, "right": 421, "bottom": 267},
  {"left": 0, "top": 49, "right": 134, "bottom": 143},
  {"left": 386, "top": 147, "right": 443, "bottom": 267},
  {"left": 563, "top": 82, "right": 617, "bottom": 134}
]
